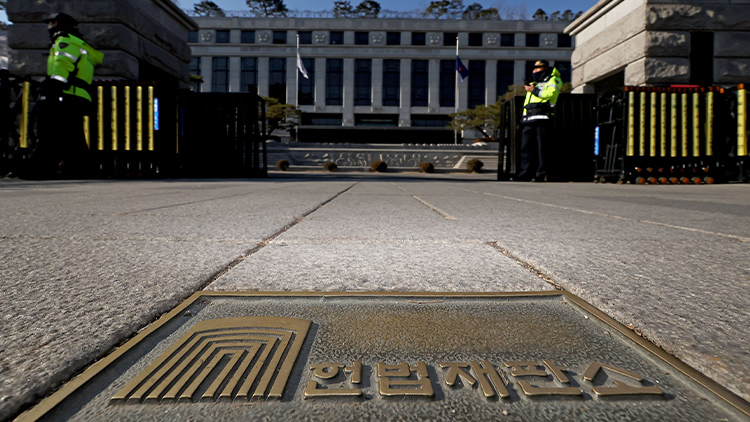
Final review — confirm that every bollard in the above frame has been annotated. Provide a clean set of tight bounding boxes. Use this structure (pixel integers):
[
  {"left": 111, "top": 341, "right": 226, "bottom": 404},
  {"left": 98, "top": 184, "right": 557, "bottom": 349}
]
[
  {"left": 97, "top": 85, "right": 104, "bottom": 151},
  {"left": 650, "top": 90, "right": 658, "bottom": 157},
  {"left": 705, "top": 90, "right": 714, "bottom": 157},
  {"left": 739, "top": 84, "right": 747, "bottom": 157},
  {"left": 125, "top": 85, "right": 131, "bottom": 151},
  {"left": 111, "top": 85, "right": 118, "bottom": 151},
  {"left": 627, "top": 90, "right": 635, "bottom": 157},
  {"left": 639, "top": 90, "right": 647, "bottom": 157},
  {"left": 20, "top": 81, "right": 31, "bottom": 149},
  {"left": 660, "top": 90, "right": 667, "bottom": 157},
  {"left": 670, "top": 91, "right": 678, "bottom": 158},
  {"left": 137, "top": 86, "right": 143, "bottom": 151}
]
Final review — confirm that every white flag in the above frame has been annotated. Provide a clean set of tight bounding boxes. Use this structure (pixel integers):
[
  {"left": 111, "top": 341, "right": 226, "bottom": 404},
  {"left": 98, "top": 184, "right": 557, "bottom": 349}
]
[{"left": 297, "top": 52, "right": 309, "bottom": 79}]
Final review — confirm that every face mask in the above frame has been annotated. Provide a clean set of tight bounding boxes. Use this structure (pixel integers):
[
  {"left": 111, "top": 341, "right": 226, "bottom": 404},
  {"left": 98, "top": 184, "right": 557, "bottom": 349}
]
[{"left": 532, "top": 68, "right": 550, "bottom": 82}]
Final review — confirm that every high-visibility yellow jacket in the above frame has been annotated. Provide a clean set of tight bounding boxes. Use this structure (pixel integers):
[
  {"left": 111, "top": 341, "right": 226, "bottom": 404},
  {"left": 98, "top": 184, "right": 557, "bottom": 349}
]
[
  {"left": 47, "top": 34, "right": 104, "bottom": 102},
  {"left": 522, "top": 67, "right": 562, "bottom": 123}
]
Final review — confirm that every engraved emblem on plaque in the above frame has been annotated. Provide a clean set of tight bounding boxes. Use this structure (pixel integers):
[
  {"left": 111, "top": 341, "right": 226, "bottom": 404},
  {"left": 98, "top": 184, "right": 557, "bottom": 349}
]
[
  {"left": 371, "top": 34, "right": 384, "bottom": 44},
  {"left": 486, "top": 35, "right": 498, "bottom": 45},
  {"left": 111, "top": 317, "right": 311, "bottom": 403},
  {"left": 542, "top": 34, "right": 556, "bottom": 46},
  {"left": 314, "top": 32, "right": 327, "bottom": 43},
  {"left": 583, "top": 362, "right": 664, "bottom": 396},
  {"left": 429, "top": 34, "right": 441, "bottom": 45},
  {"left": 258, "top": 32, "right": 270, "bottom": 43}
]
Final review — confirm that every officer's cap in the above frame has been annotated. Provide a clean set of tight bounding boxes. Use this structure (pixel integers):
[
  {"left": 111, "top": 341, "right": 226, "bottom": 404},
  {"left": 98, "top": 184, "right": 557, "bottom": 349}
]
[
  {"left": 533, "top": 60, "right": 550, "bottom": 68},
  {"left": 42, "top": 13, "right": 79, "bottom": 28}
]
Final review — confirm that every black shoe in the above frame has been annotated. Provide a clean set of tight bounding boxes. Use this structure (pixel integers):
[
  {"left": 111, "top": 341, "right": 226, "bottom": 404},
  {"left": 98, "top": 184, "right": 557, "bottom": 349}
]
[{"left": 532, "top": 175, "right": 547, "bottom": 183}]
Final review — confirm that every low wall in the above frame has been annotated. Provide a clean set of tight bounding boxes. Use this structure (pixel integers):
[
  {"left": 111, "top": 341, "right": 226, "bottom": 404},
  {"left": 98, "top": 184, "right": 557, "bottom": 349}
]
[{"left": 267, "top": 142, "right": 500, "bottom": 171}]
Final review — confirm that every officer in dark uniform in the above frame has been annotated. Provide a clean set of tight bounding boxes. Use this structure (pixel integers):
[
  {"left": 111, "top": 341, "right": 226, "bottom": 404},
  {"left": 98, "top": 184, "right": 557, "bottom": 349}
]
[
  {"left": 515, "top": 60, "right": 562, "bottom": 182},
  {"left": 29, "top": 13, "right": 103, "bottom": 178}
]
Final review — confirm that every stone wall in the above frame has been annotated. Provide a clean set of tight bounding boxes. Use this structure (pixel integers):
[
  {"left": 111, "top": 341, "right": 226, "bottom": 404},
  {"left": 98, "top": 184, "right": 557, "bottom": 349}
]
[
  {"left": 566, "top": 0, "right": 750, "bottom": 91},
  {"left": 0, "top": 31, "right": 7, "bottom": 69},
  {"left": 6, "top": 0, "right": 197, "bottom": 87}
]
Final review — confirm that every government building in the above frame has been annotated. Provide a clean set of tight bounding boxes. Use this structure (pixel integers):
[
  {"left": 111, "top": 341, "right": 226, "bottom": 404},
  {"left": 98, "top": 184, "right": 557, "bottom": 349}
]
[{"left": 188, "top": 14, "right": 574, "bottom": 143}]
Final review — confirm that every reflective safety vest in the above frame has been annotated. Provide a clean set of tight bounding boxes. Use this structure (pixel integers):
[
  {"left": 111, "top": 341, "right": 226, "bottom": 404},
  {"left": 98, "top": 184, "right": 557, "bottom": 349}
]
[
  {"left": 522, "top": 67, "right": 562, "bottom": 123},
  {"left": 47, "top": 34, "right": 104, "bottom": 102}
]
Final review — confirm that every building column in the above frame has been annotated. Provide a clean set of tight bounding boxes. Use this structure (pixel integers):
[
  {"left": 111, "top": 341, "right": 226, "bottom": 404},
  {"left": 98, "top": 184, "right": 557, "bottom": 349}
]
[
  {"left": 257, "top": 57, "right": 269, "bottom": 97},
  {"left": 399, "top": 58, "right": 411, "bottom": 126},
  {"left": 486, "top": 59, "right": 497, "bottom": 104},
  {"left": 287, "top": 56, "right": 297, "bottom": 105},
  {"left": 343, "top": 58, "right": 354, "bottom": 126},
  {"left": 428, "top": 59, "right": 440, "bottom": 110},
  {"left": 314, "top": 58, "right": 326, "bottom": 109},
  {"left": 372, "top": 58, "right": 383, "bottom": 108},
  {"left": 201, "top": 57, "right": 213, "bottom": 92},
  {"left": 229, "top": 56, "right": 241, "bottom": 93},
  {"left": 514, "top": 60, "right": 526, "bottom": 85}
]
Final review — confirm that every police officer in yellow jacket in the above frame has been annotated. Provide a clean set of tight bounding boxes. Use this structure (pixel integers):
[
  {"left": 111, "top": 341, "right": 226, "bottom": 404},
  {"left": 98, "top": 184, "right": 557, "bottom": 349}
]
[
  {"left": 515, "top": 60, "right": 562, "bottom": 182},
  {"left": 31, "top": 13, "right": 103, "bottom": 178}
]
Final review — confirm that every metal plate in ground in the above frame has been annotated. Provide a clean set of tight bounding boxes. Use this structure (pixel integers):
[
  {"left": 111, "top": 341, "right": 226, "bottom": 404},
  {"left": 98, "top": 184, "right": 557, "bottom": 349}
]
[{"left": 18, "top": 292, "right": 750, "bottom": 421}]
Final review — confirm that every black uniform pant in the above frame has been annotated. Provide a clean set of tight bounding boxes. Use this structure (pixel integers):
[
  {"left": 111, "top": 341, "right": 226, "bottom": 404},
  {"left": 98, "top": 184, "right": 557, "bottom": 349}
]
[
  {"left": 27, "top": 95, "right": 91, "bottom": 178},
  {"left": 517, "top": 119, "right": 551, "bottom": 181}
]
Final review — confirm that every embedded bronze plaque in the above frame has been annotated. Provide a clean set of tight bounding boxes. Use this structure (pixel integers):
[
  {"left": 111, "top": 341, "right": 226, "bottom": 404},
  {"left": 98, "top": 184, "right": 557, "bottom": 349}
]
[{"left": 17, "top": 292, "right": 750, "bottom": 422}]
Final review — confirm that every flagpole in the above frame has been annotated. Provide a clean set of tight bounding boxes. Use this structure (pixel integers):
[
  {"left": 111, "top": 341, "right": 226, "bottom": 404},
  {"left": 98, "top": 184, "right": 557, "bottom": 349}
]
[
  {"left": 455, "top": 36, "right": 459, "bottom": 145},
  {"left": 296, "top": 34, "right": 300, "bottom": 109}
]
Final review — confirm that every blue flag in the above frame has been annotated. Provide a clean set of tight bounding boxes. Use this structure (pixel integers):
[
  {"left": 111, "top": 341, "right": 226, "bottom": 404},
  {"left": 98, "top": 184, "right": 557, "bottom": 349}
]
[{"left": 456, "top": 56, "right": 469, "bottom": 81}]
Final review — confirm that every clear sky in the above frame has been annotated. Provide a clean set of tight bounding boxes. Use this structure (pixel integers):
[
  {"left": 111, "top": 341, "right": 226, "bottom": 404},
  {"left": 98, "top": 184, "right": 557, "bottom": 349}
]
[
  {"left": 182, "top": 0, "right": 597, "bottom": 16},
  {"left": 0, "top": 0, "right": 599, "bottom": 25}
]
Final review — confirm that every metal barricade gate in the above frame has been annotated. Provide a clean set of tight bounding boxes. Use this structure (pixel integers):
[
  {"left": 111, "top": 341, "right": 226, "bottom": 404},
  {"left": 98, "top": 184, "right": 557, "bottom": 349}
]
[
  {"left": 1, "top": 78, "right": 267, "bottom": 179},
  {"left": 621, "top": 85, "right": 747, "bottom": 184}
]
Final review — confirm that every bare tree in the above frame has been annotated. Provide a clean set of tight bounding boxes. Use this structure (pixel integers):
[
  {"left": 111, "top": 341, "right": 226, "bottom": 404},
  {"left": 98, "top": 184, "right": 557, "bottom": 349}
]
[
  {"left": 246, "top": 0, "right": 289, "bottom": 17},
  {"left": 333, "top": 0, "right": 355, "bottom": 17},
  {"left": 194, "top": 1, "right": 226, "bottom": 17},
  {"left": 355, "top": 0, "right": 381, "bottom": 18}
]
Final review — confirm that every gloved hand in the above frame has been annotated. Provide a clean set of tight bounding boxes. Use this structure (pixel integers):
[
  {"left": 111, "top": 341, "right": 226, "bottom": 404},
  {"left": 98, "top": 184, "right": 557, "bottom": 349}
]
[{"left": 39, "top": 78, "right": 66, "bottom": 101}]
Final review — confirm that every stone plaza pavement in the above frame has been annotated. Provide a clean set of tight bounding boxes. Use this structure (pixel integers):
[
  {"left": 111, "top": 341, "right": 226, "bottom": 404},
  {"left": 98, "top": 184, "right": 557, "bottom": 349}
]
[{"left": 1, "top": 172, "right": 748, "bottom": 420}]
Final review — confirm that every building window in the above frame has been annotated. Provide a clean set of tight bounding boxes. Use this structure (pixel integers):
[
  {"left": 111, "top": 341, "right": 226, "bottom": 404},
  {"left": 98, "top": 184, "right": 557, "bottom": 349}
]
[
  {"left": 387, "top": 32, "right": 401, "bottom": 45},
  {"left": 526, "top": 33, "right": 540, "bottom": 47},
  {"left": 354, "top": 59, "right": 372, "bottom": 106},
  {"left": 496, "top": 60, "right": 514, "bottom": 97},
  {"left": 444, "top": 32, "right": 457, "bottom": 46},
  {"left": 525, "top": 61, "right": 537, "bottom": 81},
  {"left": 188, "top": 30, "right": 198, "bottom": 43},
  {"left": 326, "top": 59, "right": 343, "bottom": 106},
  {"left": 241, "top": 30, "right": 255, "bottom": 44},
  {"left": 241, "top": 58, "right": 257, "bottom": 93},
  {"left": 330, "top": 31, "right": 344, "bottom": 45},
  {"left": 298, "top": 31, "right": 312, "bottom": 44},
  {"left": 298, "top": 58, "right": 314, "bottom": 105},
  {"left": 269, "top": 57, "right": 286, "bottom": 102},
  {"left": 469, "top": 33, "right": 483, "bottom": 46},
  {"left": 302, "top": 113, "right": 343, "bottom": 125},
  {"left": 355, "top": 114, "right": 398, "bottom": 126},
  {"left": 355, "top": 32, "right": 369, "bottom": 45},
  {"left": 558, "top": 34, "right": 572, "bottom": 48},
  {"left": 189, "top": 57, "right": 201, "bottom": 92},
  {"left": 212, "top": 57, "right": 228, "bottom": 93},
  {"left": 383, "top": 59, "right": 400, "bottom": 107},
  {"left": 412, "top": 32, "right": 426, "bottom": 46},
  {"left": 468, "top": 60, "right": 485, "bottom": 108},
  {"left": 411, "top": 115, "right": 451, "bottom": 127},
  {"left": 273, "top": 31, "right": 287, "bottom": 44},
  {"left": 501, "top": 33, "right": 514, "bottom": 46},
  {"left": 411, "top": 60, "right": 429, "bottom": 107},
  {"left": 556, "top": 61, "right": 572, "bottom": 83},
  {"left": 216, "top": 30, "right": 230, "bottom": 44},
  {"left": 439, "top": 60, "right": 455, "bottom": 108}
]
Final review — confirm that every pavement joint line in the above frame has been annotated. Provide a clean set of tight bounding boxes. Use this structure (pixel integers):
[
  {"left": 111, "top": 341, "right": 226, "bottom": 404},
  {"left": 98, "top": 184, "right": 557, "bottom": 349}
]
[
  {"left": 481, "top": 192, "right": 750, "bottom": 243},
  {"left": 200, "top": 181, "right": 360, "bottom": 290},
  {"left": 411, "top": 195, "right": 458, "bottom": 220},
  {"left": 8, "top": 182, "right": 360, "bottom": 421},
  {"left": 118, "top": 191, "right": 259, "bottom": 216},
  {"left": 0, "top": 234, "right": 251, "bottom": 244},
  {"left": 487, "top": 241, "right": 564, "bottom": 290}
]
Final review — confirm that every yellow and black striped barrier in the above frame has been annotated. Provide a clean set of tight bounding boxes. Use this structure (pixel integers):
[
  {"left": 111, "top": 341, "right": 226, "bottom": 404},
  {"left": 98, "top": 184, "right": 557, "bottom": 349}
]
[{"left": 621, "top": 85, "right": 747, "bottom": 184}]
